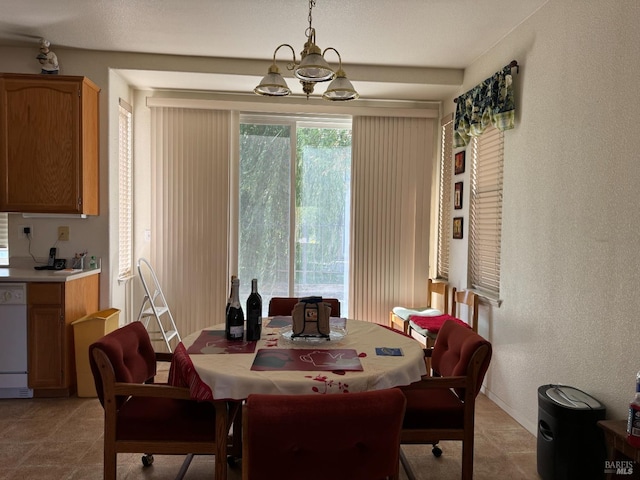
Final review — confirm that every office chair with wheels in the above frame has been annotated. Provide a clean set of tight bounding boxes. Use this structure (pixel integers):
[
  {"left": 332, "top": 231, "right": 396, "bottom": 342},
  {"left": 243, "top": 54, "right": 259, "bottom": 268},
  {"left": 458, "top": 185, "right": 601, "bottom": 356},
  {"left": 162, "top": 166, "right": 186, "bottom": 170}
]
[
  {"left": 89, "top": 321, "right": 232, "bottom": 480},
  {"left": 399, "top": 320, "right": 492, "bottom": 480}
]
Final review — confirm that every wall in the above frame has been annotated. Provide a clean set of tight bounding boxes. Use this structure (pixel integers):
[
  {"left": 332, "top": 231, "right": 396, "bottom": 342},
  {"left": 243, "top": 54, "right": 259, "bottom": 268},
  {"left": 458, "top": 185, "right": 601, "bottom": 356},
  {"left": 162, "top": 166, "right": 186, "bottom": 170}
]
[{"left": 444, "top": 0, "right": 640, "bottom": 432}]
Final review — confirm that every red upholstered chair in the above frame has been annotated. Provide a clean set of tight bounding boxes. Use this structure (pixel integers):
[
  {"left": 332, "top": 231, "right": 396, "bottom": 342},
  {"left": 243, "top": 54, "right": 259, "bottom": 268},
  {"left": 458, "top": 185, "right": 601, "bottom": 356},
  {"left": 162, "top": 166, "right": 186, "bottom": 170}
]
[
  {"left": 242, "top": 389, "right": 406, "bottom": 480},
  {"left": 399, "top": 320, "right": 492, "bottom": 480},
  {"left": 89, "top": 321, "right": 231, "bottom": 480},
  {"left": 268, "top": 296, "right": 341, "bottom": 317}
]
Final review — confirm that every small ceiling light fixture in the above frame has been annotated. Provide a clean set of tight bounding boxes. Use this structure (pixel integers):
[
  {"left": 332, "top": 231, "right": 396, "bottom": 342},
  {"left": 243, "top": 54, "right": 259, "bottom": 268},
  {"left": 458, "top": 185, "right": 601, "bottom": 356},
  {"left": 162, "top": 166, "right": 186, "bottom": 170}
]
[{"left": 254, "top": 0, "right": 359, "bottom": 101}]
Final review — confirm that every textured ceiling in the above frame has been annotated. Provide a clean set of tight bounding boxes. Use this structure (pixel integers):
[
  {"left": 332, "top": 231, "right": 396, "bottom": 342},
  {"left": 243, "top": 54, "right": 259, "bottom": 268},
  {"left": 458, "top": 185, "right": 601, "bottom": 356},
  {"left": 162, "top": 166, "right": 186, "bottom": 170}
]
[{"left": 0, "top": 0, "right": 548, "bottom": 101}]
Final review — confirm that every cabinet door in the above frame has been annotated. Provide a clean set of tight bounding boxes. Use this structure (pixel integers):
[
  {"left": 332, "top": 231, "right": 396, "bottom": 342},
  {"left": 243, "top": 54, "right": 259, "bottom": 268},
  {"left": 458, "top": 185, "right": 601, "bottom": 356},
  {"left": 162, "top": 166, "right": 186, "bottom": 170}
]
[
  {"left": 28, "top": 305, "right": 65, "bottom": 388},
  {"left": 0, "top": 77, "right": 82, "bottom": 213}
]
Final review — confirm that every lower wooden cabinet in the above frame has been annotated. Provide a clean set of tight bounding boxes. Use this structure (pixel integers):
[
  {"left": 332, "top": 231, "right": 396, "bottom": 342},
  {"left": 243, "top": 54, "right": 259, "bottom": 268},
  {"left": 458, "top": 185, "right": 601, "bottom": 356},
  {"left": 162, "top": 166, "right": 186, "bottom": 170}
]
[{"left": 27, "top": 274, "right": 99, "bottom": 396}]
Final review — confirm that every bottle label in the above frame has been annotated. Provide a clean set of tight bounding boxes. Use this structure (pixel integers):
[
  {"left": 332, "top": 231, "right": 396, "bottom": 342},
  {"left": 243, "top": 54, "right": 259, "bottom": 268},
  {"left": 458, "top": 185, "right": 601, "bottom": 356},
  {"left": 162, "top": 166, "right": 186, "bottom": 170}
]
[
  {"left": 229, "top": 325, "right": 244, "bottom": 339},
  {"left": 628, "top": 404, "right": 640, "bottom": 441}
]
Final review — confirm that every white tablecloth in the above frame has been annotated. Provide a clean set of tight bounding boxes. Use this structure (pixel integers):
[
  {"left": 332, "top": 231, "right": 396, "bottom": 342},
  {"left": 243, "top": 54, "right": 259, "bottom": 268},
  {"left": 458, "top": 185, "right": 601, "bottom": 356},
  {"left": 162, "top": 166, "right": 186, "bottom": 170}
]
[{"left": 172, "top": 319, "right": 427, "bottom": 400}]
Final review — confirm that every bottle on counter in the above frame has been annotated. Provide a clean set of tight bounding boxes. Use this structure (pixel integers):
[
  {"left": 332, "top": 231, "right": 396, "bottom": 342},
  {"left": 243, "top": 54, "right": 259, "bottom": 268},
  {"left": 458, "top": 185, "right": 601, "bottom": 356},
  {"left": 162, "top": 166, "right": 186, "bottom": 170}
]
[
  {"left": 225, "top": 277, "right": 244, "bottom": 341},
  {"left": 627, "top": 370, "right": 640, "bottom": 448},
  {"left": 88, "top": 256, "right": 97, "bottom": 269},
  {"left": 246, "top": 278, "right": 262, "bottom": 341}
]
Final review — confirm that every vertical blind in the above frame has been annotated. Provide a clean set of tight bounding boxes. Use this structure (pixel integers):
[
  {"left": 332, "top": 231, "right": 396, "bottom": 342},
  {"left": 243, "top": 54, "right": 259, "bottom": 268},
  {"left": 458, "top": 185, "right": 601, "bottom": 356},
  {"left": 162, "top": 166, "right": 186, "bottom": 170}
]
[
  {"left": 350, "top": 116, "right": 434, "bottom": 324},
  {"left": 150, "top": 107, "right": 232, "bottom": 342},
  {"left": 118, "top": 99, "right": 133, "bottom": 280},
  {"left": 437, "top": 115, "right": 453, "bottom": 280},
  {"left": 469, "top": 125, "right": 504, "bottom": 296}
]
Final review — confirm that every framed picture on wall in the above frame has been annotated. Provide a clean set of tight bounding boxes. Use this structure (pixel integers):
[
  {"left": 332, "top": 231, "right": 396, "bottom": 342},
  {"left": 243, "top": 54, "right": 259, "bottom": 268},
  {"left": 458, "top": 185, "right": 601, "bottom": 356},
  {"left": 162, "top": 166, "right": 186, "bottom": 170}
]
[
  {"left": 454, "top": 182, "right": 463, "bottom": 209},
  {"left": 454, "top": 151, "right": 465, "bottom": 175},
  {"left": 453, "top": 217, "right": 463, "bottom": 239}
]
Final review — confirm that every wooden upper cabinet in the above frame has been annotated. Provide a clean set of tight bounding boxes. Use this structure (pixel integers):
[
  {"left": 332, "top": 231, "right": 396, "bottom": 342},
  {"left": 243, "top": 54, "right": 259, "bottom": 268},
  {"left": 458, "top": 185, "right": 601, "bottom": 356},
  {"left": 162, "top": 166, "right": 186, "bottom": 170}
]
[{"left": 0, "top": 73, "right": 100, "bottom": 214}]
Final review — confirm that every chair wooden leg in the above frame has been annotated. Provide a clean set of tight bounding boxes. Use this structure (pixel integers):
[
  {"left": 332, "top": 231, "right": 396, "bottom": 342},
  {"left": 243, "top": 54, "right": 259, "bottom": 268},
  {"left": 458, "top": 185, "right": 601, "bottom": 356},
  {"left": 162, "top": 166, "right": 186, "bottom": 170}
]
[
  {"left": 104, "top": 446, "right": 116, "bottom": 480},
  {"left": 461, "top": 432, "right": 474, "bottom": 480}
]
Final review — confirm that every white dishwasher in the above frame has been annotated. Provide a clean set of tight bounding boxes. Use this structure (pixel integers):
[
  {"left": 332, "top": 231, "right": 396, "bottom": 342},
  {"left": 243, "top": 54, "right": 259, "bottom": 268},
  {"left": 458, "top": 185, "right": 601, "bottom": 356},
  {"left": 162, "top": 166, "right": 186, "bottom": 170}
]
[{"left": 0, "top": 283, "right": 33, "bottom": 398}]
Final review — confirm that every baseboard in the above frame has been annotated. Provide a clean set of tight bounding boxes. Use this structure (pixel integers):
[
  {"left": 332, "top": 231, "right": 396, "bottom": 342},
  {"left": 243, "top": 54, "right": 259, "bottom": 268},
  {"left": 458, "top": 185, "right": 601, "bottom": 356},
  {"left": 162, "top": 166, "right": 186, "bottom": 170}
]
[{"left": 482, "top": 386, "right": 537, "bottom": 436}]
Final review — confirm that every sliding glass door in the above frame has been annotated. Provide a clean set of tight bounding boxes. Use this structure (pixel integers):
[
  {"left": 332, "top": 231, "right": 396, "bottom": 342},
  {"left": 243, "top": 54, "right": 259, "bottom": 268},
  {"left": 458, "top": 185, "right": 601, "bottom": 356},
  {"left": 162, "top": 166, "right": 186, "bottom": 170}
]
[{"left": 239, "top": 115, "right": 351, "bottom": 314}]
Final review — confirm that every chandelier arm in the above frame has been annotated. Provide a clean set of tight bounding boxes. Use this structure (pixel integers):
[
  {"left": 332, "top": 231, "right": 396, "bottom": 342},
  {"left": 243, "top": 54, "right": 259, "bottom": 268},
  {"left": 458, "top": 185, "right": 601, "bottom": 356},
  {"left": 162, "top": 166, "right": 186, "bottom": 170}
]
[
  {"left": 322, "top": 47, "right": 343, "bottom": 69},
  {"left": 273, "top": 43, "right": 298, "bottom": 71}
]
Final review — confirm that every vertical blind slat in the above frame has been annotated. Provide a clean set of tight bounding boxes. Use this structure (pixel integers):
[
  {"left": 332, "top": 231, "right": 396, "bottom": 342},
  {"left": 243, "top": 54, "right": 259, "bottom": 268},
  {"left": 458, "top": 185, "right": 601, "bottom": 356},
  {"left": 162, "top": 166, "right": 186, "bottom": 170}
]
[{"left": 350, "top": 116, "right": 434, "bottom": 324}]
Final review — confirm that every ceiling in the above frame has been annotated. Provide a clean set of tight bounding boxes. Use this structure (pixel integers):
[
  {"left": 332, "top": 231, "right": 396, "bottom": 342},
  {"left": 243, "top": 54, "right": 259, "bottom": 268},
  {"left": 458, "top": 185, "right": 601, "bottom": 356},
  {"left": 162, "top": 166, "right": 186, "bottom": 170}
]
[{"left": 0, "top": 0, "right": 548, "bottom": 102}]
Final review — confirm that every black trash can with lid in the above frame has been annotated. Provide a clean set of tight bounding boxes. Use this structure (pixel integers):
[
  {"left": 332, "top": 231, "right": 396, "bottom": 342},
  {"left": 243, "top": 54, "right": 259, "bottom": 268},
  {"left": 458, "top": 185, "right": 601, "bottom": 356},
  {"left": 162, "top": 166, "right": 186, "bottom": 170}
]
[{"left": 537, "top": 384, "right": 606, "bottom": 480}]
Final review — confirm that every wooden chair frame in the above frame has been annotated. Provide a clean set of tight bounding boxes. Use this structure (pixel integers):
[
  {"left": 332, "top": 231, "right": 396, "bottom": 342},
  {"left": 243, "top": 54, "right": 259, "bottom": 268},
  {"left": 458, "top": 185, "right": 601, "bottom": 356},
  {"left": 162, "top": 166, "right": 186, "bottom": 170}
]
[
  {"left": 390, "top": 279, "right": 449, "bottom": 334},
  {"left": 400, "top": 324, "right": 492, "bottom": 480},
  {"left": 451, "top": 288, "right": 479, "bottom": 333},
  {"left": 91, "top": 343, "right": 231, "bottom": 480}
]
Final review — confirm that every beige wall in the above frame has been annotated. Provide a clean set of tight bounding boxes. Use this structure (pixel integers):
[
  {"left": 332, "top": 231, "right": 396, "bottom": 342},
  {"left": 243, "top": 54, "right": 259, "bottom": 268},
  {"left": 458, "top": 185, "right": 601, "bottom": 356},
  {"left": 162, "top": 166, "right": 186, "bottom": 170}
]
[{"left": 444, "top": 0, "right": 640, "bottom": 432}]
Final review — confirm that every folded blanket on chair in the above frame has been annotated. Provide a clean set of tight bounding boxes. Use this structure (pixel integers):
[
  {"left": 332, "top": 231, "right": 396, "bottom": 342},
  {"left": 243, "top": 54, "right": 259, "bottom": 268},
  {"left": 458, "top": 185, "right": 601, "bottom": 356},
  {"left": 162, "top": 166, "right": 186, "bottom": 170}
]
[{"left": 408, "top": 314, "right": 470, "bottom": 333}]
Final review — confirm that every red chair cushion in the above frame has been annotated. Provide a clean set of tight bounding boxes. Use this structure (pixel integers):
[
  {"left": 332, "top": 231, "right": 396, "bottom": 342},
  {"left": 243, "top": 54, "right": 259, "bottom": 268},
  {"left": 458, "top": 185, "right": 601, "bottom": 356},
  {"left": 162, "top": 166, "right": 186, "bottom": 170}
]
[
  {"left": 400, "top": 386, "right": 464, "bottom": 429},
  {"left": 408, "top": 313, "right": 470, "bottom": 333},
  {"left": 89, "top": 321, "right": 156, "bottom": 406},
  {"left": 244, "top": 389, "right": 405, "bottom": 480},
  {"left": 117, "top": 396, "right": 217, "bottom": 442}
]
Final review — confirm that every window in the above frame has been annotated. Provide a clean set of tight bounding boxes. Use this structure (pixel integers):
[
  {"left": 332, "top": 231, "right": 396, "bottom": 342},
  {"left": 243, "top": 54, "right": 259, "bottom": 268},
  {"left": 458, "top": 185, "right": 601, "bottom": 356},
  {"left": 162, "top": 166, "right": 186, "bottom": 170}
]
[
  {"left": 0, "top": 213, "right": 7, "bottom": 266},
  {"left": 239, "top": 115, "right": 351, "bottom": 313},
  {"left": 437, "top": 115, "right": 453, "bottom": 280},
  {"left": 118, "top": 99, "right": 133, "bottom": 280},
  {"left": 469, "top": 125, "right": 504, "bottom": 297}
]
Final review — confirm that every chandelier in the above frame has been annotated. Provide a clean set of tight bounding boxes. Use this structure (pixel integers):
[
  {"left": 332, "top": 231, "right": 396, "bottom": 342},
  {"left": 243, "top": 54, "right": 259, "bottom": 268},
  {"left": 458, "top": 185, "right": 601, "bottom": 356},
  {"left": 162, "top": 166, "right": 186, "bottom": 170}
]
[{"left": 254, "top": 0, "right": 359, "bottom": 101}]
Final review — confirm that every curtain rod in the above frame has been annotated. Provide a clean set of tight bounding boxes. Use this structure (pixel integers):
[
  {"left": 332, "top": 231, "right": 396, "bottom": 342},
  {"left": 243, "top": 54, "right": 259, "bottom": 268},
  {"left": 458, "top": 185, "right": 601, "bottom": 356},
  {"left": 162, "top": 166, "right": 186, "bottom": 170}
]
[{"left": 453, "top": 60, "right": 518, "bottom": 103}]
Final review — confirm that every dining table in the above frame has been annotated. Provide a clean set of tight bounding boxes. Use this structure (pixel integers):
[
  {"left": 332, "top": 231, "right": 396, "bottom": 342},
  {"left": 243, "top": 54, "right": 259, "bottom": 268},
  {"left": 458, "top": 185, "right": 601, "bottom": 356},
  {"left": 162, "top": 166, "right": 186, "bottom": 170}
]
[{"left": 168, "top": 317, "right": 427, "bottom": 401}]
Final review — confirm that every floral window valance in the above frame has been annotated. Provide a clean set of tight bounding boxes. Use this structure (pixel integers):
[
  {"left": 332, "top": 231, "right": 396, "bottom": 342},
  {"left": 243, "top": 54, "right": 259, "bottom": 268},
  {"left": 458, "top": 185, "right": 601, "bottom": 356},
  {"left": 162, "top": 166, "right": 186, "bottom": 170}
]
[{"left": 454, "top": 62, "right": 517, "bottom": 148}]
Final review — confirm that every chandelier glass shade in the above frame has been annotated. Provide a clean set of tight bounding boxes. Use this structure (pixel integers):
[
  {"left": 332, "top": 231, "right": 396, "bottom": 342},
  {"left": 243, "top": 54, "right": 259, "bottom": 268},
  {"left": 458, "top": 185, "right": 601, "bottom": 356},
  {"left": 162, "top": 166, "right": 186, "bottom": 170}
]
[{"left": 254, "top": 1, "right": 359, "bottom": 101}]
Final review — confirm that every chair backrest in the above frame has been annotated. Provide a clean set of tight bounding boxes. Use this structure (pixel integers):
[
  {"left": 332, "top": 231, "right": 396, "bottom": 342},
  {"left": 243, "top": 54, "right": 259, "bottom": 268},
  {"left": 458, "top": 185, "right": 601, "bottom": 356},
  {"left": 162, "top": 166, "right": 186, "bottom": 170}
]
[
  {"left": 242, "top": 389, "right": 406, "bottom": 480},
  {"left": 427, "top": 279, "right": 449, "bottom": 314},
  {"left": 431, "top": 319, "right": 492, "bottom": 397},
  {"left": 268, "top": 297, "right": 341, "bottom": 317},
  {"left": 451, "top": 287, "right": 479, "bottom": 332},
  {"left": 89, "top": 321, "right": 157, "bottom": 406}
]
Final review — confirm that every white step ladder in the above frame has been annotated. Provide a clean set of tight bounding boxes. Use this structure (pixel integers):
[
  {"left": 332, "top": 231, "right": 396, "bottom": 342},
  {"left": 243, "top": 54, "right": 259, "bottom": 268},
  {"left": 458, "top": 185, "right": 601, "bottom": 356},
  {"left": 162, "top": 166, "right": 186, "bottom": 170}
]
[{"left": 136, "top": 258, "right": 181, "bottom": 352}]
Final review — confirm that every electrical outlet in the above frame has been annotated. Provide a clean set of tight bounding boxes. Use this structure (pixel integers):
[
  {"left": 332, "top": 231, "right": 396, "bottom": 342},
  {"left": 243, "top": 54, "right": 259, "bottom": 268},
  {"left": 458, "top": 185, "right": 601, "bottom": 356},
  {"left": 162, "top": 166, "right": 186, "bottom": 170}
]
[
  {"left": 19, "top": 225, "right": 33, "bottom": 238},
  {"left": 58, "top": 226, "right": 70, "bottom": 241}
]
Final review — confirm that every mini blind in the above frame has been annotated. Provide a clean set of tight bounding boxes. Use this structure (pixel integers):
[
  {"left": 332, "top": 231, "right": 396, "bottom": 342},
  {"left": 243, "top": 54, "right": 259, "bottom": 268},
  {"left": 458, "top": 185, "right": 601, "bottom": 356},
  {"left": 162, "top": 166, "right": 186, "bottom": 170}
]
[
  {"left": 469, "top": 125, "right": 503, "bottom": 296},
  {"left": 118, "top": 99, "right": 133, "bottom": 280},
  {"left": 0, "top": 213, "right": 8, "bottom": 266},
  {"left": 437, "top": 115, "right": 453, "bottom": 280}
]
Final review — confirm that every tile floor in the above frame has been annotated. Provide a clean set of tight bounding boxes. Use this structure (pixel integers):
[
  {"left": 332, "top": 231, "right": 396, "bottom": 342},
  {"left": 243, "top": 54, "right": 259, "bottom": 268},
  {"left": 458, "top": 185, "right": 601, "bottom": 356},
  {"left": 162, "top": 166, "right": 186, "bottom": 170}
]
[{"left": 0, "top": 391, "right": 539, "bottom": 480}]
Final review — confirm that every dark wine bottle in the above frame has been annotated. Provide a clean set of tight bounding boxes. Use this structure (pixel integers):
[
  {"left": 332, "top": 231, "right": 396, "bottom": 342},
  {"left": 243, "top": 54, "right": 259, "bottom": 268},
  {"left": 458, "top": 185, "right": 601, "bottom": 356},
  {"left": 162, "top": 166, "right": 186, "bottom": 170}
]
[
  {"left": 225, "top": 274, "right": 236, "bottom": 317},
  {"left": 246, "top": 278, "right": 262, "bottom": 341},
  {"left": 225, "top": 277, "right": 244, "bottom": 341}
]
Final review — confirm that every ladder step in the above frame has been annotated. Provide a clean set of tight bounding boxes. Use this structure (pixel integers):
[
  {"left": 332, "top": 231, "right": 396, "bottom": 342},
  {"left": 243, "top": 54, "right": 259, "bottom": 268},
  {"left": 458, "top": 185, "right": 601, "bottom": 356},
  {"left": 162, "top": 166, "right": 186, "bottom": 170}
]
[
  {"left": 147, "top": 329, "right": 178, "bottom": 341},
  {"left": 139, "top": 306, "right": 169, "bottom": 317}
]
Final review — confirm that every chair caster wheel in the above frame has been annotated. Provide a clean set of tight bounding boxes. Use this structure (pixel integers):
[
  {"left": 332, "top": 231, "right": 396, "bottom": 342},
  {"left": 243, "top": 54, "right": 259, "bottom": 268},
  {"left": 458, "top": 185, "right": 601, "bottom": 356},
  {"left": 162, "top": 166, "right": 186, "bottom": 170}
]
[
  {"left": 432, "top": 446, "right": 442, "bottom": 457},
  {"left": 142, "top": 454, "right": 154, "bottom": 466}
]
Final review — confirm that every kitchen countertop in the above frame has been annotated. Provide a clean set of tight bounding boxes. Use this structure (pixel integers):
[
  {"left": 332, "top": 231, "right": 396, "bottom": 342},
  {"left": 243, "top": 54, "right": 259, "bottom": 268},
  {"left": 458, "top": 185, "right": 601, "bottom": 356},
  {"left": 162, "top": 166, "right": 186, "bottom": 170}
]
[{"left": 0, "top": 266, "right": 101, "bottom": 283}]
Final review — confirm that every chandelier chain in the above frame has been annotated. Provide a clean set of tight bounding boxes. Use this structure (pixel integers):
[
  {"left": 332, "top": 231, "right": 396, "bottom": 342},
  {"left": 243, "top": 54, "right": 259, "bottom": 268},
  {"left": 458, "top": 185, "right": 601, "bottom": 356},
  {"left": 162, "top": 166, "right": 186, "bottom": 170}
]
[{"left": 307, "top": 0, "right": 316, "bottom": 38}]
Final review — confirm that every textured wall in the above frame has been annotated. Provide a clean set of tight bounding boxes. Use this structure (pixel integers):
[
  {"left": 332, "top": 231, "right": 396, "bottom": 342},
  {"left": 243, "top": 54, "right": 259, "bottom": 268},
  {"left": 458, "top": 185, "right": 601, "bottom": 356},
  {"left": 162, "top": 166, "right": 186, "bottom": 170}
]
[{"left": 445, "top": 0, "right": 640, "bottom": 433}]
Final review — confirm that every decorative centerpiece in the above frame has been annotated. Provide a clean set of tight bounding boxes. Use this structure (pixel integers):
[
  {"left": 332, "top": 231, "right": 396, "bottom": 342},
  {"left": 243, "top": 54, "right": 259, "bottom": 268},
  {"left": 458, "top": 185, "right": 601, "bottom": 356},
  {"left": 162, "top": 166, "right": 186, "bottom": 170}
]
[{"left": 291, "top": 296, "right": 331, "bottom": 340}]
